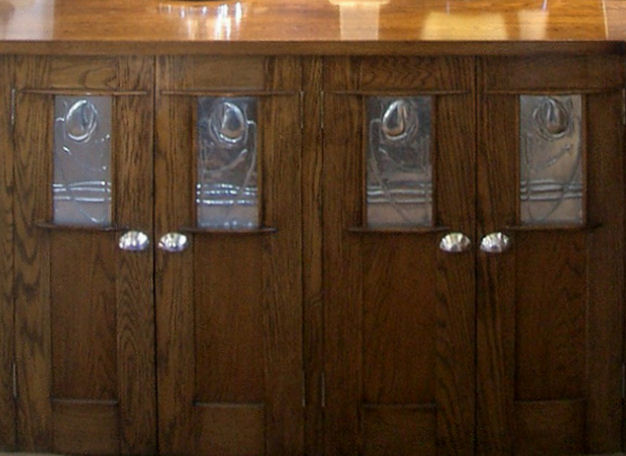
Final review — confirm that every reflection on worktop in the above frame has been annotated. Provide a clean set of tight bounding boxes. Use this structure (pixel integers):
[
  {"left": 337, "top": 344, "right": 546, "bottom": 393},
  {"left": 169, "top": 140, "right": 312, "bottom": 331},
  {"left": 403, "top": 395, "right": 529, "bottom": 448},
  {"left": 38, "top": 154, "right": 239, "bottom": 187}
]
[
  {"left": 0, "top": 0, "right": 51, "bottom": 39},
  {"left": 158, "top": 2, "right": 247, "bottom": 40},
  {"left": 0, "top": 0, "right": 620, "bottom": 46}
]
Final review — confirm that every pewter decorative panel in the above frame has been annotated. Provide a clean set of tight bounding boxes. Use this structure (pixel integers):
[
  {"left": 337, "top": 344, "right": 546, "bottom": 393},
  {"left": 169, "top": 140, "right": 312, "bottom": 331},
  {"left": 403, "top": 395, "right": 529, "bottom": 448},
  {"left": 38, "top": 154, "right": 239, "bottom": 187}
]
[
  {"left": 520, "top": 95, "right": 583, "bottom": 224},
  {"left": 53, "top": 96, "right": 112, "bottom": 226},
  {"left": 367, "top": 96, "right": 432, "bottom": 227},
  {"left": 197, "top": 97, "right": 258, "bottom": 228}
]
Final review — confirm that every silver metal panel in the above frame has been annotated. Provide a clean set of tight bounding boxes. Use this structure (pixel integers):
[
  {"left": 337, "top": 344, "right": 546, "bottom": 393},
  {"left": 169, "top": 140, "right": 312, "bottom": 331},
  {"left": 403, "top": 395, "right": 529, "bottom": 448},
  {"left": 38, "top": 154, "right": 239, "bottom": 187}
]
[
  {"left": 196, "top": 97, "right": 258, "bottom": 228},
  {"left": 520, "top": 95, "right": 583, "bottom": 224},
  {"left": 53, "top": 96, "right": 112, "bottom": 226},
  {"left": 366, "top": 96, "right": 432, "bottom": 227}
]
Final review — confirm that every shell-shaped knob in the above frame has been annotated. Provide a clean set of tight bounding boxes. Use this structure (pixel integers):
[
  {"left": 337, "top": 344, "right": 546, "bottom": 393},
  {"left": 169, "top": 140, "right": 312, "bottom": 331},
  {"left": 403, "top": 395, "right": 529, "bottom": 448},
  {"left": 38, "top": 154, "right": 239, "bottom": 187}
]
[
  {"left": 209, "top": 101, "right": 247, "bottom": 145},
  {"left": 118, "top": 230, "right": 150, "bottom": 252},
  {"left": 381, "top": 99, "right": 417, "bottom": 142},
  {"left": 534, "top": 97, "right": 569, "bottom": 138},
  {"left": 65, "top": 99, "right": 99, "bottom": 143},
  {"left": 439, "top": 232, "right": 471, "bottom": 253},
  {"left": 480, "top": 232, "right": 511, "bottom": 253},
  {"left": 158, "top": 232, "right": 189, "bottom": 253}
]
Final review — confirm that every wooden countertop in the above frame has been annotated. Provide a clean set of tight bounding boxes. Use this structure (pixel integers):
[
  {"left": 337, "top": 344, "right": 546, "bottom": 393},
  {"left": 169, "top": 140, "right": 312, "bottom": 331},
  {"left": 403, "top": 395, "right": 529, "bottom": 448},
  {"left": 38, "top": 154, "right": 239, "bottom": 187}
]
[{"left": 0, "top": 0, "right": 624, "bottom": 55}]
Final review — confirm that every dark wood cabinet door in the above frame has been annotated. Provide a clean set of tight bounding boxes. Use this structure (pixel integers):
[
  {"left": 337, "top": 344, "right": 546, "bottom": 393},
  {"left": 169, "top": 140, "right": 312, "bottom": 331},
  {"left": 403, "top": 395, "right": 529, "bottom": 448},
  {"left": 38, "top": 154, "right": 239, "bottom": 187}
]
[
  {"left": 155, "top": 56, "right": 304, "bottom": 456},
  {"left": 477, "top": 55, "right": 625, "bottom": 455},
  {"left": 13, "top": 55, "right": 156, "bottom": 455},
  {"left": 322, "top": 56, "right": 476, "bottom": 456}
]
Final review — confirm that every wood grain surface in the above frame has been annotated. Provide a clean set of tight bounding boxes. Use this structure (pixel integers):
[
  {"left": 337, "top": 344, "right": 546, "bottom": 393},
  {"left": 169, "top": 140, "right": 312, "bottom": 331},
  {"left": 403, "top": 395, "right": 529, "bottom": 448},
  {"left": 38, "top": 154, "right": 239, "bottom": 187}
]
[
  {"left": 155, "top": 56, "right": 304, "bottom": 456},
  {"left": 0, "top": 0, "right": 622, "bottom": 55},
  {"left": 0, "top": 56, "right": 14, "bottom": 451},
  {"left": 323, "top": 56, "right": 475, "bottom": 455},
  {"left": 13, "top": 55, "right": 156, "bottom": 454},
  {"left": 476, "top": 55, "right": 625, "bottom": 455}
]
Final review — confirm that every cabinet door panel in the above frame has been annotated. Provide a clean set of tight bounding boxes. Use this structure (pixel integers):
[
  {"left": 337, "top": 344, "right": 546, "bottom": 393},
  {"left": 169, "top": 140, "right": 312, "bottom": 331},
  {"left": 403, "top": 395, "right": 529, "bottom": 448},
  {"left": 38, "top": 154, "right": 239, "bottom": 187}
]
[
  {"left": 155, "top": 56, "right": 303, "bottom": 456},
  {"left": 0, "top": 56, "right": 14, "bottom": 451},
  {"left": 323, "top": 56, "right": 475, "bottom": 455},
  {"left": 477, "top": 56, "right": 624, "bottom": 455},
  {"left": 13, "top": 55, "right": 156, "bottom": 454}
]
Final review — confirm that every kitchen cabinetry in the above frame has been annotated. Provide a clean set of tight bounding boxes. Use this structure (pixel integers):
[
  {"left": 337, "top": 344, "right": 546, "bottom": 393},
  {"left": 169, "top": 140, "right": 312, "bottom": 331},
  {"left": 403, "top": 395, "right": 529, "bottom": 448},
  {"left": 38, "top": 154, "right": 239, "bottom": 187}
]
[
  {"left": 154, "top": 56, "right": 304, "bottom": 456},
  {"left": 321, "top": 55, "right": 625, "bottom": 456},
  {"left": 12, "top": 55, "right": 156, "bottom": 455},
  {"left": 0, "top": 50, "right": 624, "bottom": 456}
]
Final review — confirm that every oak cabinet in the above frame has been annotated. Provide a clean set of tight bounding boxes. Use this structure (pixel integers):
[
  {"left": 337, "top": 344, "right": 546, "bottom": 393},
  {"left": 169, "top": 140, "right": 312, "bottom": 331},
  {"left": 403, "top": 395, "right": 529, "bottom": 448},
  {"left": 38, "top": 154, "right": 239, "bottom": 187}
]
[
  {"left": 0, "top": 53, "right": 625, "bottom": 456},
  {"left": 155, "top": 56, "right": 304, "bottom": 456},
  {"left": 12, "top": 55, "right": 156, "bottom": 455},
  {"left": 321, "top": 55, "right": 625, "bottom": 456}
]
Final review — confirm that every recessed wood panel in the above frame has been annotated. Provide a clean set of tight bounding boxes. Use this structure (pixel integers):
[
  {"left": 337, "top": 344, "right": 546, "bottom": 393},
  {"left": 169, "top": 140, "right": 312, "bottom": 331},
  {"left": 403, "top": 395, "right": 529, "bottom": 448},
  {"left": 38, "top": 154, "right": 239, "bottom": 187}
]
[
  {"left": 50, "top": 232, "right": 117, "bottom": 401},
  {"left": 194, "top": 236, "right": 265, "bottom": 403},
  {"left": 52, "top": 400, "right": 119, "bottom": 455},
  {"left": 484, "top": 56, "right": 624, "bottom": 91},
  {"left": 195, "top": 404, "right": 265, "bottom": 456},
  {"left": 357, "top": 56, "right": 473, "bottom": 91},
  {"left": 514, "top": 399, "right": 585, "bottom": 455},
  {"left": 362, "top": 405, "right": 437, "bottom": 456},
  {"left": 515, "top": 233, "right": 586, "bottom": 401},
  {"left": 362, "top": 235, "right": 436, "bottom": 404}
]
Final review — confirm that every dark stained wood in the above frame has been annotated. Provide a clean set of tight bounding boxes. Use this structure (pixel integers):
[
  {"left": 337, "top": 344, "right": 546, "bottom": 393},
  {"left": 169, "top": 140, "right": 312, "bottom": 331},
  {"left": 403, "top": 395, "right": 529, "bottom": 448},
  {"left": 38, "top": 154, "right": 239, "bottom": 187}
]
[
  {"left": 477, "top": 55, "right": 624, "bottom": 455},
  {"left": 301, "top": 55, "right": 324, "bottom": 456},
  {"left": 52, "top": 400, "right": 119, "bottom": 455},
  {"left": 195, "top": 404, "right": 265, "bottom": 456},
  {"left": 515, "top": 233, "right": 586, "bottom": 401},
  {"left": 193, "top": 237, "right": 265, "bottom": 403},
  {"left": 362, "top": 235, "right": 437, "bottom": 404},
  {"left": 585, "top": 89, "right": 624, "bottom": 452},
  {"left": 50, "top": 232, "right": 117, "bottom": 400},
  {"left": 476, "top": 64, "right": 518, "bottom": 455},
  {"left": 13, "top": 55, "right": 156, "bottom": 454},
  {"left": 323, "top": 56, "right": 475, "bottom": 455},
  {"left": 114, "top": 55, "right": 157, "bottom": 455},
  {"left": 14, "top": 60, "right": 54, "bottom": 449},
  {"left": 434, "top": 69, "right": 476, "bottom": 454},
  {"left": 323, "top": 56, "right": 364, "bottom": 456},
  {"left": 155, "top": 55, "right": 304, "bottom": 455},
  {"left": 259, "top": 55, "right": 304, "bottom": 456},
  {"left": 361, "top": 405, "right": 437, "bottom": 456},
  {"left": 514, "top": 399, "right": 585, "bottom": 455},
  {"left": 155, "top": 56, "right": 195, "bottom": 454},
  {"left": 484, "top": 55, "right": 624, "bottom": 91},
  {"left": 0, "top": 55, "right": 15, "bottom": 451}
]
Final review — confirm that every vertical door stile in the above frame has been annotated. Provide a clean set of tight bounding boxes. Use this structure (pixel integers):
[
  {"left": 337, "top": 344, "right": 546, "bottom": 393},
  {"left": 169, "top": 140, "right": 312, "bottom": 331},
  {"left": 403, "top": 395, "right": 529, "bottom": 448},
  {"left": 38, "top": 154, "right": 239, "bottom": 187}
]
[{"left": 0, "top": 55, "right": 16, "bottom": 451}]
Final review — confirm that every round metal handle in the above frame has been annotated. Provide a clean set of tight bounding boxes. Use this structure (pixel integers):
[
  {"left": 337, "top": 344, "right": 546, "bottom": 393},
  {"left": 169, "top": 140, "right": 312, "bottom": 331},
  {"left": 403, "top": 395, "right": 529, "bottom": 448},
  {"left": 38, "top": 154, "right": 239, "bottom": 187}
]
[
  {"left": 439, "top": 232, "right": 471, "bottom": 253},
  {"left": 480, "top": 232, "right": 511, "bottom": 253},
  {"left": 118, "top": 230, "right": 150, "bottom": 252},
  {"left": 158, "top": 232, "right": 189, "bottom": 253}
]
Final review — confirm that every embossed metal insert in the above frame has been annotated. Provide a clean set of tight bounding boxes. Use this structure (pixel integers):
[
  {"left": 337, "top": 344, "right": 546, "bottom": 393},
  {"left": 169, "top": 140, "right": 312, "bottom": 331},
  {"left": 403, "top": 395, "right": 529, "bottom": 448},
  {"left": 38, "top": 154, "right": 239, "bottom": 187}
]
[
  {"left": 367, "top": 96, "right": 432, "bottom": 227},
  {"left": 197, "top": 97, "right": 258, "bottom": 228},
  {"left": 53, "top": 96, "right": 112, "bottom": 226},
  {"left": 520, "top": 95, "right": 583, "bottom": 224}
]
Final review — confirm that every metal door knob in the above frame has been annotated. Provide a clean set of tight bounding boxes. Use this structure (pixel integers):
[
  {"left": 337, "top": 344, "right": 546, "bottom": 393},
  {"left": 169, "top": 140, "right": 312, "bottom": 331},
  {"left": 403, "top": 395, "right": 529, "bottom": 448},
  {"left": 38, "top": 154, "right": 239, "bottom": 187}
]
[
  {"left": 480, "top": 232, "right": 511, "bottom": 253},
  {"left": 439, "top": 232, "right": 471, "bottom": 253},
  {"left": 118, "top": 230, "right": 150, "bottom": 252},
  {"left": 158, "top": 232, "right": 189, "bottom": 253}
]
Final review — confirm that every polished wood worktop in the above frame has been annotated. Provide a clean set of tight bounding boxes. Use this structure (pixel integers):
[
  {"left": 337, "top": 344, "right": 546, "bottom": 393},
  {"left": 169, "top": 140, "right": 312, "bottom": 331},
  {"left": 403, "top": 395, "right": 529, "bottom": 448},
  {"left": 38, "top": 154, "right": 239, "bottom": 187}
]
[{"left": 0, "top": 0, "right": 623, "bottom": 55}]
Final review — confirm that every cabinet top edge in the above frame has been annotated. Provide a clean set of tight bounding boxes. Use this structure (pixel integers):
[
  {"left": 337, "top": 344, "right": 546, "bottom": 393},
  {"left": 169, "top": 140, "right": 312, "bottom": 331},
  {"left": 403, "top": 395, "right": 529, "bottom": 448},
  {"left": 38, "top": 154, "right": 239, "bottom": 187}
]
[{"left": 0, "top": 0, "right": 623, "bottom": 55}]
